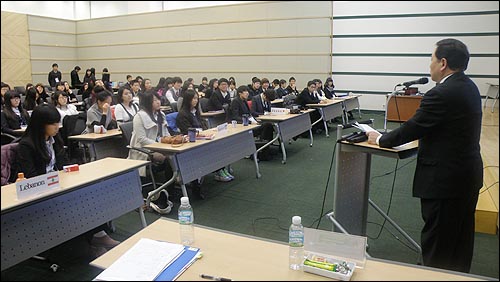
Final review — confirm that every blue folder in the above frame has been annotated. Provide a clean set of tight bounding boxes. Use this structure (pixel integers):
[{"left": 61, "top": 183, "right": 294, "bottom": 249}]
[{"left": 155, "top": 246, "right": 200, "bottom": 281}]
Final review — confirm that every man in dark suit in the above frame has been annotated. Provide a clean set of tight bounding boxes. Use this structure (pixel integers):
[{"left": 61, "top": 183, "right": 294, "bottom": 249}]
[
  {"left": 251, "top": 88, "right": 276, "bottom": 114},
  {"left": 367, "top": 39, "right": 483, "bottom": 273}
]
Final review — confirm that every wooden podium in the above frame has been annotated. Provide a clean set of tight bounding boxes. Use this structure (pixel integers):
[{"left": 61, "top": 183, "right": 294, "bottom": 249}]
[{"left": 387, "top": 95, "right": 422, "bottom": 122}]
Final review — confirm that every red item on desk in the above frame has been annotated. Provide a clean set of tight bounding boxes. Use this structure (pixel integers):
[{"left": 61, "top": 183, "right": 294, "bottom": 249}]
[{"left": 63, "top": 164, "right": 80, "bottom": 172}]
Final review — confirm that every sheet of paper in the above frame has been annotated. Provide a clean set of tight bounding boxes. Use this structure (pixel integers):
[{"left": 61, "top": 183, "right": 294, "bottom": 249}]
[
  {"left": 392, "top": 141, "right": 414, "bottom": 150},
  {"left": 352, "top": 122, "right": 376, "bottom": 133},
  {"left": 94, "top": 238, "right": 184, "bottom": 281}
]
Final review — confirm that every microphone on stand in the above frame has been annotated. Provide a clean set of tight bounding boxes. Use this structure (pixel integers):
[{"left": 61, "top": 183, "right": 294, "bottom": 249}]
[{"left": 396, "top": 77, "right": 429, "bottom": 88}]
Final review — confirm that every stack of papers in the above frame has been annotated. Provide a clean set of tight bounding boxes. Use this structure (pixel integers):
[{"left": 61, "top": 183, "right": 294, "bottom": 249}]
[
  {"left": 352, "top": 122, "right": 376, "bottom": 133},
  {"left": 94, "top": 238, "right": 200, "bottom": 281}
]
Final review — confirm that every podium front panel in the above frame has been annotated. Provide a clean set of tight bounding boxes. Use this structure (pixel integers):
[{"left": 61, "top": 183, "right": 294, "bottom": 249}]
[{"left": 334, "top": 146, "right": 371, "bottom": 236}]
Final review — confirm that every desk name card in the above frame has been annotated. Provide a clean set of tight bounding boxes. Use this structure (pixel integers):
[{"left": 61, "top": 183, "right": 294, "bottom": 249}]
[
  {"left": 217, "top": 122, "right": 228, "bottom": 134},
  {"left": 271, "top": 107, "right": 289, "bottom": 115},
  {"left": 16, "top": 171, "right": 60, "bottom": 201}
]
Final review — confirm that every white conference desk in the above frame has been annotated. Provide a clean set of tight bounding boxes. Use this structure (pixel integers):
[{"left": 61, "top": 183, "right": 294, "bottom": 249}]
[
  {"left": 91, "top": 218, "right": 489, "bottom": 281},
  {"left": 1, "top": 158, "right": 148, "bottom": 271}
]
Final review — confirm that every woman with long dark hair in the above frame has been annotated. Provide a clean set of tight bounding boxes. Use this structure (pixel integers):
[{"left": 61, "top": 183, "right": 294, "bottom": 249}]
[
  {"left": 1, "top": 91, "right": 30, "bottom": 135},
  {"left": 16, "top": 104, "right": 66, "bottom": 177},
  {"left": 16, "top": 104, "right": 119, "bottom": 256},
  {"left": 23, "top": 87, "right": 43, "bottom": 111}
]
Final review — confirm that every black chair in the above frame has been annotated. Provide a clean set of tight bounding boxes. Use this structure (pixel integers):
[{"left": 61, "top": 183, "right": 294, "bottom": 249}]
[
  {"left": 1, "top": 132, "right": 18, "bottom": 145},
  {"left": 14, "top": 86, "right": 26, "bottom": 96},
  {"left": 61, "top": 112, "right": 87, "bottom": 163},
  {"left": 199, "top": 97, "right": 210, "bottom": 113}
]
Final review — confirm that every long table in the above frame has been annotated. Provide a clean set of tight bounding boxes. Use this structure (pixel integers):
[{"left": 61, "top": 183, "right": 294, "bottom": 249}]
[
  {"left": 68, "top": 128, "right": 124, "bottom": 162},
  {"left": 257, "top": 110, "right": 314, "bottom": 164},
  {"left": 145, "top": 124, "right": 261, "bottom": 197},
  {"left": 1, "top": 158, "right": 149, "bottom": 271},
  {"left": 90, "top": 217, "right": 489, "bottom": 281},
  {"left": 306, "top": 99, "right": 344, "bottom": 137}
]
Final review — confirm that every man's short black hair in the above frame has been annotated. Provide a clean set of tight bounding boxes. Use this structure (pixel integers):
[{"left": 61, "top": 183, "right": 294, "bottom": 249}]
[
  {"left": 52, "top": 63, "right": 58, "bottom": 68},
  {"left": 237, "top": 85, "right": 249, "bottom": 94},
  {"left": 435, "top": 38, "right": 470, "bottom": 71}
]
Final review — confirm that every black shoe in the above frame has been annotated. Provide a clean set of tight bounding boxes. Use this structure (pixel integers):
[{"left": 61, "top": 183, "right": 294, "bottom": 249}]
[{"left": 188, "top": 182, "right": 205, "bottom": 200}]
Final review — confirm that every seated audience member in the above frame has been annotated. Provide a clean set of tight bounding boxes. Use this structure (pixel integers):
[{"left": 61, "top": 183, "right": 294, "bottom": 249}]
[
  {"left": 296, "top": 80, "right": 326, "bottom": 133},
  {"left": 128, "top": 90, "right": 177, "bottom": 205},
  {"left": 251, "top": 88, "right": 276, "bottom": 115},
  {"left": 155, "top": 77, "right": 167, "bottom": 97},
  {"left": 176, "top": 89, "right": 205, "bottom": 134},
  {"left": 272, "top": 79, "right": 280, "bottom": 90},
  {"left": 208, "top": 78, "right": 231, "bottom": 112},
  {"left": 175, "top": 89, "right": 208, "bottom": 198},
  {"left": 251, "top": 88, "right": 276, "bottom": 142},
  {"left": 229, "top": 85, "right": 259, "bottom": 123},
  {"left": 247, "top": 77, "right": 262, "bottom": 98},
  {"left": 114, "top": 87, "right": 139, "bottom": 125},
  {"left": 198, "top": 77, "right": 208, "bottom": 93},
  {"left": 230, "top": 85, "right": 273, "bottom": 159},
  {"left": 204, "top": 78, "right": 218, "bottom": 99},
  {"left": 23, "top": 87, "right": 43, "bottom": 111},
  {"left": 324, "top": 77, "right": 336, "bottom": 99},
  {"left": 81, "top": 82, "right": 92, "bottom": 101},
  {"left": 140, "top": 78, "right": 153, "bottom": 94},
  {"left": 35, "top": 83, "right": 49, "bottom": 103},
  {"left": 128, "top": 79, "right": 141, "bottom": 104},
  {"left": 85, "top": 90, "right": 117, "bottom": 133},
  {"left": 64, "top": 81, "right": 78, "bottom": 103},
  {"left": 260, "top": 78, "right": 271, "bottom": 93},
  {"left": 314, "top": 79, "right": 328, "bottom": 101},
  {"left": 1, "top": 91, "right": 30, "bottom": 135},
  {"left": 276, "top": 79, "right": 289, "bottom": 98},
  {"left": 165, "top": 77, "right": 183, "bottom": 106},
  {"left": 1, "top": 82, "right": 11, "bottom": 106},
  {"left": 16, "top": 103, "right": 119, "bottom": 257},
  {"left": 54, "top": 91, "right": 78, "bottom": 123},
  {"left": 228, "top": 80, "right": 237, "bottom": 100},
  {"left": 286, "top": 76, "right": 300, "bottom": 95}
]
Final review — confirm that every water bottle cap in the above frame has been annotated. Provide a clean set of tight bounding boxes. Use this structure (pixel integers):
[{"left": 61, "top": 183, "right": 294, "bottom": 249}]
[
  {"left": 292, "top": 216, "right": 301, "bottom": 224},
  {"left": 180, "top": 197, "right": 190, "bottom": 205}
]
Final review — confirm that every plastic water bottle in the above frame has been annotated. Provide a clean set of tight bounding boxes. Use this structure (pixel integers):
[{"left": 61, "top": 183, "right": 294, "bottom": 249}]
[
  {"left": 178, "top": 196, "right": 194, "bottom": 245},
  {"left": 289, "top": 215, "right": 304, "bottom": 270}
]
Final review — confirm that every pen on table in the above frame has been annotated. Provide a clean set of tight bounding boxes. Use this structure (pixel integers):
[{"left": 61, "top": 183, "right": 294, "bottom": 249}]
[{"left": 200, "top": 273, "right": 233, "bottom": 281}]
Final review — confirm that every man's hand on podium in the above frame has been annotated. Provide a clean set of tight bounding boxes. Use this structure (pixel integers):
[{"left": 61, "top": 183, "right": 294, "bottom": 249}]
[{"left": 366, "top": 131, "right": 382, "bottom": 145}]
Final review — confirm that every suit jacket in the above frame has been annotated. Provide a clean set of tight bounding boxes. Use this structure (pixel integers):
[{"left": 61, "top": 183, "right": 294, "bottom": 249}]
[
  {"left": 229, "top": 96, "right": 258, "bottom": 122},
  {"left": 176, "top": 109, "right": 205, "bottom": 135},
  {"left": 251, "top": 94, "right": 271, "bottom": 114},
  {"left": 379, "top": 72, "right": 483, "bottom": 199},
  {"left": 296, "top": 88, "right": 320, "bottom": 107},
  {"left": 208, "top": 90, "right": 231, "bottom": 111},
  {"left": 16, "top": 135, "right": 68, "bottom": 179}
]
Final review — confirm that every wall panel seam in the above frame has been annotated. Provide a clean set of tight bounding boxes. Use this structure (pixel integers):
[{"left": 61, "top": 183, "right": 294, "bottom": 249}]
[
  {"left": 76, "top": 16, "right": 331, "bottom": 34},
  {"left": 332, "top": 10, "right": 499, "bottom": 20},
  {"left": 71, "top": 35, "right": 331, "bottom": 48}
]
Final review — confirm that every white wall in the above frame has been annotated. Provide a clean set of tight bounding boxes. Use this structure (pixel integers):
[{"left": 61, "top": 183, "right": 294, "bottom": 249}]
[{"left": 332, "top": 1, "right": 500, "bottom": 110}]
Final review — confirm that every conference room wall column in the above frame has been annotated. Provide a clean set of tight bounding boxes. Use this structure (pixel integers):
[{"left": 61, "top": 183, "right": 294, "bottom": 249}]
[
  {"left": 331, "top": 1, "right": 499, "bottom": 110},
  {"left": 75, "top": 1, "right": 332, "bottom": 89},
  {"left": 1, "top": 11, "right": 32, "bottom": 88}
]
